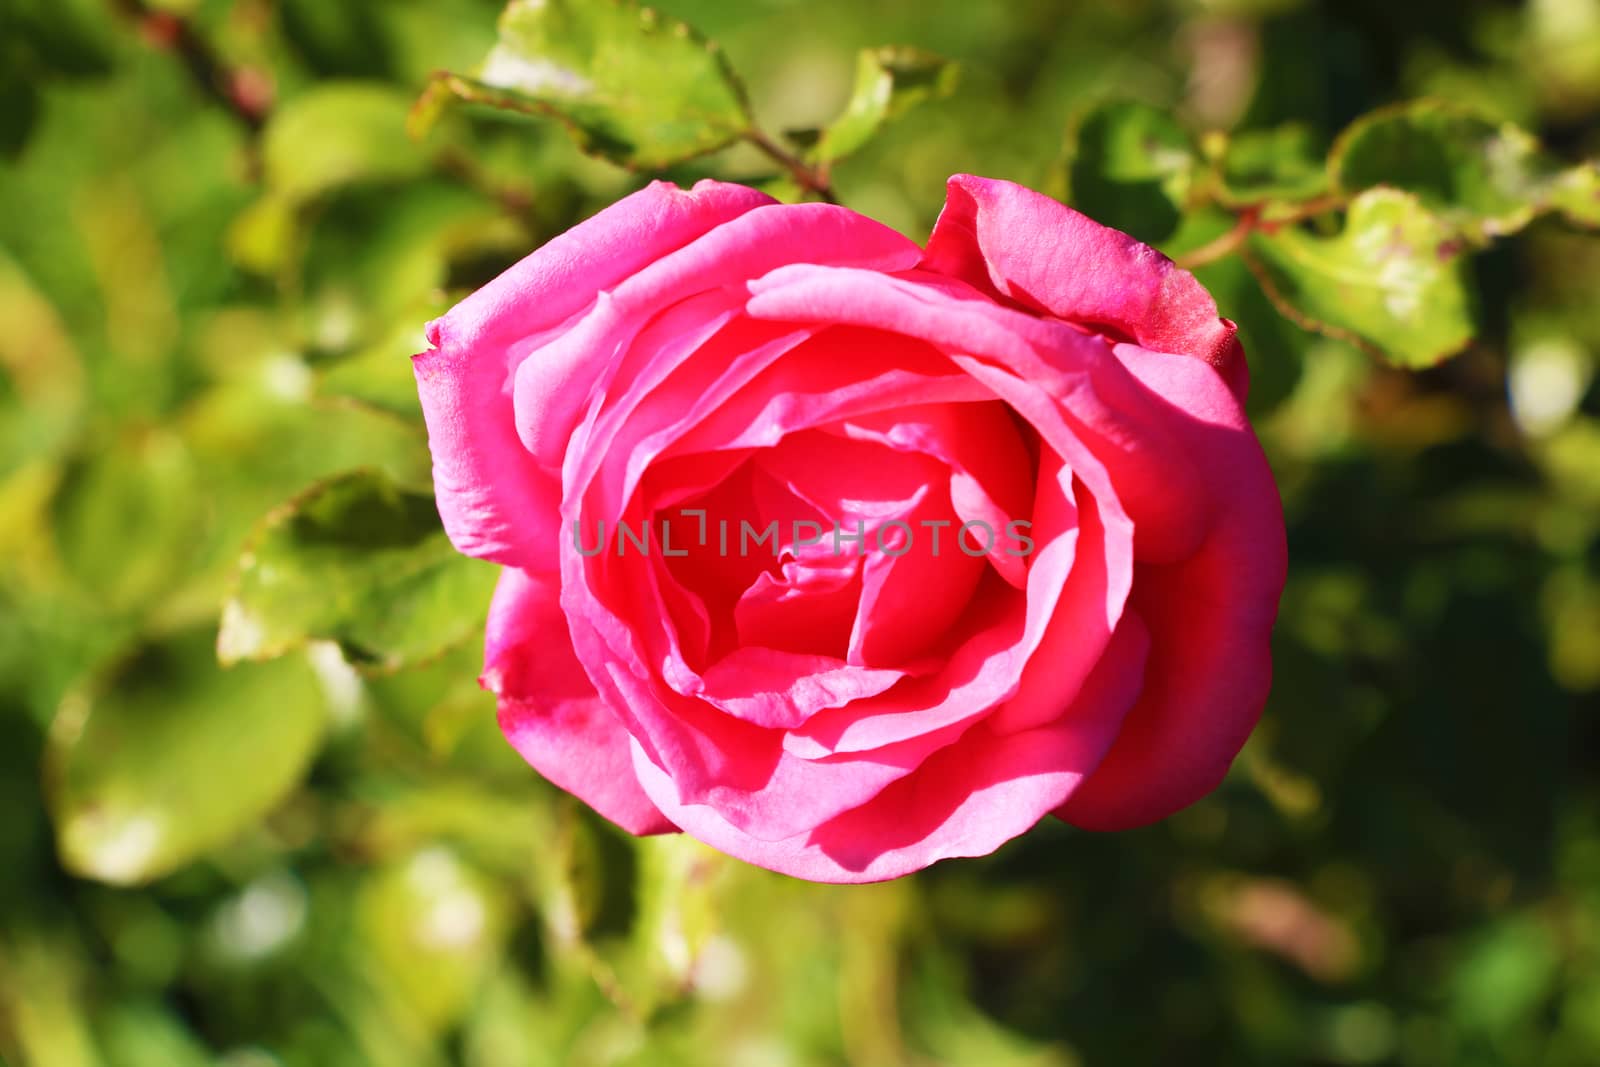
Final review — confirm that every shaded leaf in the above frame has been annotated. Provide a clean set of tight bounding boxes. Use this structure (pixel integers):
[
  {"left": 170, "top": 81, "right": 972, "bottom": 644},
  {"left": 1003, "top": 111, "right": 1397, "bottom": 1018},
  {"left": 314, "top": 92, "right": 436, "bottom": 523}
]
[
  {"left": 278, "top": 0, "right": 396, "bottom": 80},
  {"left": 1331, "top": 100, "right": 1600, "bottom": 240},
  {"left": 1062, "top": 100, "right": 1196, "bottom": 244},
  {"left": 811, "top": 47, "right": 959, "bottom": 165},
  {"left": 46, "top": 627, "right": 328, "bottom": 886},
  {"left": 218, "top": 470, "right": 497, "bottom": 671},
  {"left": 416, "top": 0, "right": 752, "bottom": 170},
  {"left": 1248, "top": 188, "right": 1474, "bottom": 368},
  {"left": 1212, "top": 123, "right": 1329, "bottom": 206},
  {"left": 6, "top": 0, "right": 114, "bottom": 80},
  {"left": 0, "top": 70, "right": 41, "bottom": 159}
]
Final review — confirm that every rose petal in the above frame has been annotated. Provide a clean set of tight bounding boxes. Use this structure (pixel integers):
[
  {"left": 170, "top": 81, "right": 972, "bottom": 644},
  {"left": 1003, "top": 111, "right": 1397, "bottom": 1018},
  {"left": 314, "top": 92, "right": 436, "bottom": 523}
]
[
  {"left": 483, "top": 567, "right": 674, "bottom": 835},
  {"left": 921, "top": 174, "right": 1248, "bottom": 401},
  {"left": 632, "top": 612, "right": 1149, "bottom": 882},
  {"left": 747, "top": 264, "right": 1214, "bottom": 564},
  {"left": 785, "top": 449, "right": 1101, "bottom": 756},
  {"left": 827, "top": 401, "right": 1034, "bottom": 588},
  {"left": 519, "top": 202, "right": 922, "bottom": 472},
  {"left": 1059, "top": 344, "right": 1286, "bottom": 830},
  {"left": 417, "top": 179, "right": 772, "bottom": 570}
]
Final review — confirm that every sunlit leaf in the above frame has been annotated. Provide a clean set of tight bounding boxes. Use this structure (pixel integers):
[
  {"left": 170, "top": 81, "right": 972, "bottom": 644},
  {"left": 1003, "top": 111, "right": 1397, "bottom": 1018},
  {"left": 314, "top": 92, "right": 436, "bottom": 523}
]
[
  {"left": 359, "top": 638, "right": 516, "bottom": 772},
  {"left": 617, "top": 835, "right": 726, "bottom": 1014},
  {"left": 93, "top": 1000, "right": 213, "bottom": 1067},
  {"left": 218, "top": 470, "right": 497, "bottom": 671},
  {"left": 353, "top": 780, "right": 546, "bottom": 879},
  {"left": 1331, "top": 100, "right": 1600, "bottom": 240},
  {"left": 47, "top": 627, "right": 328, "bottom": 886},
  {"left": 179, "top": 386, "right": 432, "bottom": 512},
  {"left": 264, "top": 82, "right": 432, "bottom": 202},
  {"left": 1062, "top": 100, "right": 1196, "bottom": 243},
  {"left": 415, "top": 0, "right": 753, "bottom": 170},
  {"left": 810, "top": 47, "right": 959, "bottom": 165},
  {"left": 1248, "top": 188, "right": 1474, "bottom": 368},
  {"left": 50, "top": 429, "right": 201, "bottom": 615},
  {"left": 356, "top": 847, "right": 511, "bottom": 1033},
  {"left": 318, "top": 317, "right": 434, "bottom": 419},
  {"left": 1546, "top": 161, "right": 1600, "bottom": 229},
  {"left": 0, "top": 930, "right": 101, "bottom": 1067},
  {"left": 225, "top": 193, "right": 299, "bottom": 276},
  {"left": 1450, "top": 916, "right": 1559, "bottom": 1033}
]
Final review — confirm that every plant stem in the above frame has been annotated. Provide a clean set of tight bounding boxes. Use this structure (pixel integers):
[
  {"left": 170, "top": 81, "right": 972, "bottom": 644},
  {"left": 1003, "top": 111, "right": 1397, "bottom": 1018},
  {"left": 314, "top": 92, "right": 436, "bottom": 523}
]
[
  {"left": 1174, "top": 194, "right": 1349, "bottom": 270},
  {"left": 109, "top": 0, "right": 271, "bottom": 132},
  {"left": 1174, "top": 211, "right": 1256, "bottom": 270},
  {"left": 742, "top": 129, "right": 837, "bottom": 204}
]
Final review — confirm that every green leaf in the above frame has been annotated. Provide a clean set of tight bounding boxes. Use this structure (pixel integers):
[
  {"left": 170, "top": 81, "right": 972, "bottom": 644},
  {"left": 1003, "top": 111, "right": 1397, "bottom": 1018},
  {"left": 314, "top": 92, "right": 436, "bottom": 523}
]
[
  {"left": 416, "top": 0, "right": 753, "bottom": 170},
  {"left": 1164, "top": 208, "right": 1310, "bottom": 417},
  {"left": 360, "top": 638, "right": 518, "bottom": 773},
  {"left": 264, "top": 82, "right": 432, "bottom": 202},
  {"left": 811, "top": 47, "right": 959, "bottom": 165},
  {"left": 356, "top": 847, "right": 511, "bottom": 1033},
  {"left": 51, "top": 428, "right": 201, "bottom": 614},
  {"left": 1248, "top": 188, "right": 1474, "bottom": 368},
  {"left": 46, "top": 627, "right": 328, "bottom": 886},
  {"left": 0, "top": 68, "right": 41, "bottom": 159},
  {"left": 1211, "top": 124, "right": 1330, "bottom": 206},
  {"left": 0, "top": 931, "right": 102, "bottom": 1067},
  {"left": 617, "top": 835, "right": 726, "bottom": 1014},
  {"left": 1062, "top": 100, "right": 1196, "bottom": 244},
  {"left": 1331, "top": 100, "right": 1600, "bottom": 240},
  {"left": 225, "top": 192, "right": 300, "bottom": 276},
  {"left": 1545, "top": 161, "right": 1600, "bottom": 229},
  {"left": 93, "top": 1000, "right": 214, "bottom": 1067},
  {"left": 218, "top": 470, "right": 498, "bottom": 671},
  {"left": 318, "top": 317, "right": 435, "bottom": 419}
]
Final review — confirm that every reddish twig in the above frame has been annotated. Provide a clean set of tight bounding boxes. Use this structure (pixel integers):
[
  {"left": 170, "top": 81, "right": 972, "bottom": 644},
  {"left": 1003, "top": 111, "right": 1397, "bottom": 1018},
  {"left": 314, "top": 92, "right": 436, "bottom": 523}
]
[
  {"left": 1175, "top": 194, "right": 1348, "bottom": 270},
  {"left": 742, "top": 128, "right": 838, "bottom": 203},
  {"left": 110, "top": 0, "right": 271, "bottom": 132}
]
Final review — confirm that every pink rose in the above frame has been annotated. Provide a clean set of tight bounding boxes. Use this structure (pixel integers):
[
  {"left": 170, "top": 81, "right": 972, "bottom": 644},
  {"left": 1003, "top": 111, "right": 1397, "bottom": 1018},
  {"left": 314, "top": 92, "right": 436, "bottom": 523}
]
[{"left": 413, "top": 174, "right": 1286, "bottom": 882}]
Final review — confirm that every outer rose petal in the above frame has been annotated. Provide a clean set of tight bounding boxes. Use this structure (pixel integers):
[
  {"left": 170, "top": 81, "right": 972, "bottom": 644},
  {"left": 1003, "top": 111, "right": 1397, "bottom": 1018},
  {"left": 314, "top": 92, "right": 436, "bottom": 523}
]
[
  {"left": 1059, "top": 344, "right": 1286, "bottom": 830},
  {"left": 414, "top": 179, "right": 773, "bottom": 570},
  {"left": 921, "top": 174, "right": 1249, "bottom": 401},
  {"left": 485, "top": 567, "right": 674, "bottom": 835}
]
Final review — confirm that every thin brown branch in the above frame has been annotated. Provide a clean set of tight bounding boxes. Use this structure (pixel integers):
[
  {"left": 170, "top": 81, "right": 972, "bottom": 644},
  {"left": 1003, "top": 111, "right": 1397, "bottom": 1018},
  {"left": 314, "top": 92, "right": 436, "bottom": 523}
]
[
  {"left": 1174, "top": 210, "right": 1256, "bottom": 270},
  {"left": 109, "top": 0, "right": 271, "bottom": 132},
  {"left": 742, "top": 129, "right": 838, "bottom": 204},
  {"left": 1174, "top": 194, "right": 1349, "bottom": 270}
]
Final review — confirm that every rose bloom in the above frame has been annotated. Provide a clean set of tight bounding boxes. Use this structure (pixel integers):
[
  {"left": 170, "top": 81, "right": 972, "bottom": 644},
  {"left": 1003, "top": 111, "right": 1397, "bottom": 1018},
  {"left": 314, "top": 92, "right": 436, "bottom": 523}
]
[{"left": 414, "top": 175, "right": 1286, "bottom": 883}]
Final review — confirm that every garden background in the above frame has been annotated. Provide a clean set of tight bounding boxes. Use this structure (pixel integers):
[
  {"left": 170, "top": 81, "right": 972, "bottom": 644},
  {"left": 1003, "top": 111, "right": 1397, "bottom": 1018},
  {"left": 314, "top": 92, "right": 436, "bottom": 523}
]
[{"left": 4, "top": 0, "right": 1600, "bottom": 1064}]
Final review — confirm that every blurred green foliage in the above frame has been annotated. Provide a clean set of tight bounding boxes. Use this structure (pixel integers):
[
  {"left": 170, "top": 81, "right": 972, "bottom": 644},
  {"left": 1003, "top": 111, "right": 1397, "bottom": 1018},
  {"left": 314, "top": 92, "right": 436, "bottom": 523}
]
[{"left": 3, "top": 0, "right": 1600, "bottom": 1064}]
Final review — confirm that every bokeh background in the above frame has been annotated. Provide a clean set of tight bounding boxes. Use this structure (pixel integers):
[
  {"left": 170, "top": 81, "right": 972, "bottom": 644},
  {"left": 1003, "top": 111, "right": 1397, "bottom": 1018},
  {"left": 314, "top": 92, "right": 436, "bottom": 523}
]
[{"left": 5, "top": 0, "right": 1600, "bottom": 1064}]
